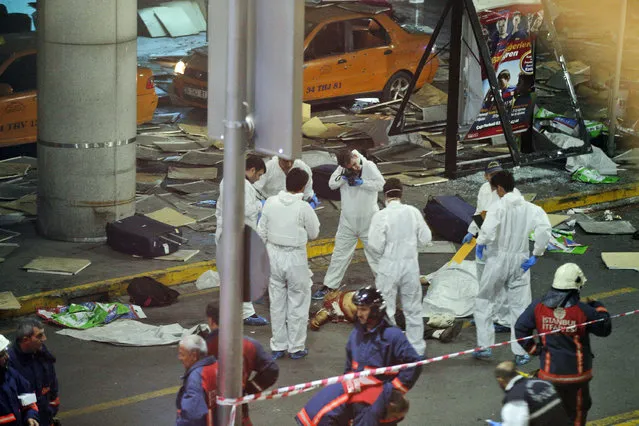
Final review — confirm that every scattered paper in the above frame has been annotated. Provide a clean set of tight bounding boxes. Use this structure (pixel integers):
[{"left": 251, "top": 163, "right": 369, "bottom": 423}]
[
  {"left": 196, "top": 270, "right": 220, "bottom": 290},
  {"left": 146, "top": 207, "right": 196, "bottom": 227},
  {"left": 601, "top": 252, "right": 639, "bottom": 272},
  {"left": 419, "top": 241, "right": 457, "bottom": 254},
  {"left": 302, "top": 117, "right": 329, "bottom": 138},
  {"left": 179, "top": 123, "right": 208, "bottom": 137},
  {"left": 155, "top": 249, "right": 200, "bottom": 262},
  {"left": 23, "top": 257, "right": 91, "bottom": 275},
  {"left": 547, "top": 214, "right": 571, "bottom": 228},
  {"left": 38, "top": 302, "right": 146, "bottom": 329},
  {"left": 0, "top": 292, "right": 20, "bottom": 310},
  {"left": 168, "top": 166, "right": 218, "bottom": 180},
  {"left": 578, "top": 221, "right": 636, "bottom": 235}
]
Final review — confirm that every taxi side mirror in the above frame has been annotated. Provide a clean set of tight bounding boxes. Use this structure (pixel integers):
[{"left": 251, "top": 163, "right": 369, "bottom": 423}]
[{"left": 0, "top": 83, "right": 13, "bottom": 96}]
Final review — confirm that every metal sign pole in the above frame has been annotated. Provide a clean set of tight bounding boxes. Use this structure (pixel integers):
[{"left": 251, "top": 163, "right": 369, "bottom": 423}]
[
  {"left": 607, "top": 0, "right": 628, "bottom": 156},
  {"left": 216, "top": 0, "right": 248, "bottom": 424},
  {"left": 444, "top": 0, "right": 464, "bottom": 178}
]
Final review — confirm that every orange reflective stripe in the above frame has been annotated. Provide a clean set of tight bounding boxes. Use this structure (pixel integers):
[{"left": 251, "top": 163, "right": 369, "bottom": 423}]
[
  {"left": 527, "top": 343, "right": 538, "bottom": 355},
  {"left": 352, "top": 361, "right": 359, "bottom": 370},
  {"left": 575, "top": 388, "right": 582, "bottom": 426},
  {"left": 296, "top": 408, "right": 313, "bottom": 426},
  {"left": 0, "top": 413, "right": 16, "bottom": 424},
  {"left": 49, "top": 397, "right": 60, "bottom": 407},
  {"left": 538, "top": 369, "right": 592, "bottom": 384},
  {"left": 573, "top": 336, "right": 583, "bottom": 374},
  {"left": 27, "top": 403, "right": 38, "bottom": 412},
  {"left": 595, "top": 307, "right": 608, "bottom": 313},
  {"left": 391, "top": 377, "right": 409, "bottom": 394},
  {"left": 312, "top": 394, "right": 349, "bottom": 424},
  {"left": 41, "top": 387, "right": 50, "bottom": 395}
]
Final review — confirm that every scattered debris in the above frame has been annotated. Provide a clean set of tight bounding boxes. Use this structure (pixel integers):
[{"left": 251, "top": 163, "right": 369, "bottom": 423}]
[
  {"left": 302, "top": 117, "right": 329, "bottom": 138},
  {"left": 0, "top": 292, "right": 20, "bottom": 310},
  {"left": 23, "top": 257, "right": 91, "bottom": 275},
  {"left": 0, "top": 228, "right": 20, "bottom": 243},
  {"left": 547, "top": 214, "right": 571, "bottom": 228},
  {"left": 601, "top": 252, "right": 639, "bottom": 272},
  {"left": 0, "top": 243, "right": 19, "bottom": 263},
  {"left": 155, "top": 249, "right": 200, "bottom": 262},
  {"left": 571, "top": 167, "right": 620, "bottom": 184},
  {"left": 418, "top": 241, "right": 457, "bottom": 254},
  {"left": 145, "top": 207, "right": 197, "bottom": 227},
  {"left": 167, "top": 166, "right": 218, "bottom": 180},
  {"left": 138, "top": 1, "right": 206, "bottom": 38},
  {"left": 0, "top": 163, "right": 30, "bottom": 180},
  {"left": 196, "top": 270, "right": 220, "bottom": 290},
  {"left": 0, "top": 193, "right": 37, "bottom": 216},
  {"left": 166, "top": 180, "right": 218, "bottom": 194},
  {"left": 394, "top": 174, "right": 448, "bottom": 187},
  {"left": 578, "top": 221, "right": 636, "bottom": 235},
  {"left": 38, "top": 302, "right": 146, "bottom": 329},
  {"left": 178, "top": 150, "right": 224, "bottom": 166}
]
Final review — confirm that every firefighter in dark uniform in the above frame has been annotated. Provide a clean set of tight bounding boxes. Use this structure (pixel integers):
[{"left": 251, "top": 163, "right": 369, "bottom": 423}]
[
  {"left": 0, "top": 334, "right": 39, "bottom": 426},
  {"left": 515, "top": 263, "right": 612, "bottom": 426},
  {"left": 489, "top": 361, "right": 569, "bottom": 425},
  {"left": 205, "top": 302, "right": 279, "bottom": 426}
]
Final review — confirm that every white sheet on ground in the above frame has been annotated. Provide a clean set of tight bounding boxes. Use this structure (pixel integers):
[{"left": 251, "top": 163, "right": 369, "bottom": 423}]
[
  {"left": 544, "top": 131, "right": 618, "bottom": 175},
  {"left": 56, "top": 320, "right": 208, "bottom": 346},
  {"left": 423, "top": 260, "right": 478, "bottom": 318}
]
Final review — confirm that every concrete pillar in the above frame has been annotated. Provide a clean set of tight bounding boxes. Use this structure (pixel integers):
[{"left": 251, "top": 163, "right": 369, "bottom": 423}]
[{"left": 37, "top": 0, "right": 137, "bottom": 241}]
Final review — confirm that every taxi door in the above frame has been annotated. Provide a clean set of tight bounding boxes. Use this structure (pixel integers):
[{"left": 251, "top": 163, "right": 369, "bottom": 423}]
[
  {"left": 341, "top": 18, "right": 393, "bottom": 96},
  {"left": 0, "top": 53, "right": 38, "bottom": 147},
  {"left": 303, "top": 21, "right": 349, "bottom": 101}
]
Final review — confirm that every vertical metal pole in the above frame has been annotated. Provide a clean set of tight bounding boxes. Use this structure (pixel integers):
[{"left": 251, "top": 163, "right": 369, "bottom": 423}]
[
  {"left": 445, "top": 0, "right": 463, "bottom": 178},
  {"left": 246, "top": 0, "right": 256, "bottom": 121},
  {"left": 217, "top": 0, "right": 248, "bottom": 423},
  {"left": 607, "top": 0, "right": 627, "bottom": 157}
]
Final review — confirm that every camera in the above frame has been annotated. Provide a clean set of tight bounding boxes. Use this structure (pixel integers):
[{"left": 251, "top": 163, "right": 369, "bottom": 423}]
[{"left": 341, "top": 168, "right": 359, "bottom": 186}]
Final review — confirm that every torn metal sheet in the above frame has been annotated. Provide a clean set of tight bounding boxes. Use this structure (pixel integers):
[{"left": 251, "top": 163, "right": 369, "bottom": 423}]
[
  {"left": 0, "top": 183, "right": 36, "bottom": 201},
  {"left": 0, "top": 243, "right": 19, "bottom": 263},
  {"left": 0, "top": 228, "right": 20, "bottom": 242},
  {"left": 377, "top": 161, "right": 428, "bottom": 176},
  {"left": 0, "top": 156, "right": 38, "bottom": 168},
  {"left": 394, "top": 174, "right": 448, "bottom": 187},
  {"left": 178, "top": 150, "right": 224, "bottom": 166},
  {"left": 0, "top": 163, "right": 30, "bottom": 180},
  {"left": 578, "top": 221, "right": 637, "bottom": 235},
  {"left": 168, "top": 166, "right": 218, "bottom": 180},
  {"left": 0, "top": 292, "right": 20, "bottom": 310},
  {"left": 155, "top": 249, "right": 200, "bottom": 262},
  {"left": 154, "top": 139, "right": 209, "bottom": 152},
  {"left": 138, "top": 7, "right": 168, "bottom": 37},
  {"left": 154, "top": 6, "right": 200, "bottom": 37},
  {"left": 145, "top": 207, "right": 197, "bottom": 227},
  {"left": 179, "top": 123, "right": 208, "bottom": 137},
  {"left": 167, "top": 180, "right": 218, "bottom": 194},
  {"left": 186, "top": 221, "right": 216, "bottom": 232},
  {"left": 135, "top": 195, "right": 174, "bottom": 215},
  {"left": 0, "top": 194, "right": 37, "bottom": 216},
  {"left": 136, "top": 145, "right": 171, "bottom": 161},
  {"left": 23, "top": 257, "right": 91, "bottom": 275},
  {"left": 601, "top": 252, "right": 639, "bottom": 271}
]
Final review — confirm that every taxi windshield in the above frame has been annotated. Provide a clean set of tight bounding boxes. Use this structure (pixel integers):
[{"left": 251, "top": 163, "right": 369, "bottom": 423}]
[{"left": 305, "top": 21, "right": 318, "bottom": 38}]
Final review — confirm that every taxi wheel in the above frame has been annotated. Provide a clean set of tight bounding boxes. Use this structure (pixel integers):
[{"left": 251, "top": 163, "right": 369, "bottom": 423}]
[{"left": 382, "top": 71, "right": 412, "bottom": 102}]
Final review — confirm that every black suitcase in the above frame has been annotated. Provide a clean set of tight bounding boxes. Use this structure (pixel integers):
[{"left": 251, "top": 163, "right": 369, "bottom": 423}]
[
  {"left": 423, "top": 195, "right": 475, "bottom": 243},
  {"left": 106, "top": 215, "right": 186, "bottom": 258},
  {"left": 312, "top": 164, "right": 341, "bottom": 201}
]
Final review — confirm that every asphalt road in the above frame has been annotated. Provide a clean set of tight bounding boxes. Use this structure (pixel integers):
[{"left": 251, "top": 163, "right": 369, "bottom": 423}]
[{"left": 0, "top": 204, "right": 637, "bottom": 426}]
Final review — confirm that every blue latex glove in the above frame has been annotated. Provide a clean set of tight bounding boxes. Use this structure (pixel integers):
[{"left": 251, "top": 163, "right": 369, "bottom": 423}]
[
  {"left": 260, "top": 199, "right": 266, "bottom": 207},
  {"left": 485, "top": 421, "right": 502, "bottom": 426},
  {"left": 351, "top": 177, "right": 363, "bottom": 186},
  {"left": 308, "top": 194, "right": 320, "bottom": 209},
  {"left": 475, "top": 244, "right": 486, "bottom": 260},
  {"left": 341, "top": 175, "right": 350, "bottom": 182},
  {"left": 462, "top": 232, "right": 474, "bottom": 244},
  {"left": 521, "top": 255, "right": 538, "bottom": 272}
]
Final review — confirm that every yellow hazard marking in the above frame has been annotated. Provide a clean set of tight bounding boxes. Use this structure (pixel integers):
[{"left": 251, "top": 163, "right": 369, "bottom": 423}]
[
  {"left": 587, "top": 409, "right": 639, "bottom": 426},
  {"left": 535, "top": 182, "right": 639, "bottom": 213},
  {"left": 57, "top": 386, "right": 180, "bottom": 419},
  {"left": 449, "top": 239, "right": 476, "bottom": 265}
]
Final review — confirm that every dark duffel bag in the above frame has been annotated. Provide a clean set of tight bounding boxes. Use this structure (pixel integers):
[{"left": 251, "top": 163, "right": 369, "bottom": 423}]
[
  {"left": 312, "top": 164, "right": 341, "bottom": 201},
  {"left": 127, "top": 276, "right": 179, "bottom": 307},
  {"left": 423, "top": 195, "right": 475, "bottom": 243},
  {"left": 106, "top": 215, "right": 186, "bottom": 258}
]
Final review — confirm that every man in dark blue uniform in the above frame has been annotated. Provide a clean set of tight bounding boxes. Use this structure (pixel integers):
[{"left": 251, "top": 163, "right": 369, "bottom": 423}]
[
  {"left": 8, "top": 319, "right": 58, "bottom": 426},
  {"left": 0, "top": 334, "right": 39, "bottom": 426},
  {"left": 515, "top": 263, "right": 612, "bottom": 426}
]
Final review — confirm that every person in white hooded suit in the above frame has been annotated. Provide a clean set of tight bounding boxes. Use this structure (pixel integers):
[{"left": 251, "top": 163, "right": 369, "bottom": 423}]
[
  {"left": 312, "top": 149, "right": 385, "bottom": 300},
  {"left": 473, "top": 170, "right": 551, "bottom": 366},
  {"left": 368, "top": 178, "right": 432, "bottom": 356},
  {"left": 258, "top": 168, "right": 320, "bottom": 360}
]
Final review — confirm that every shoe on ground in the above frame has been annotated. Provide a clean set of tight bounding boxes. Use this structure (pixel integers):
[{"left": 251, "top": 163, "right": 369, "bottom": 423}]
[
  {"left": 472, "top": 348, "right": 493, "bottom": 360},
  {"left": 515, "top": 354, "right": 532, "bottom": 366},
  {"left": 271, "top": 350, "right": 286, "bottom": 360},
  {"left": 494, "top": 323, "right": 511, "bottom": 333},
  {"left": 243, "top": 314, "right": 269, "bottom": 326},
  {"left": 439, "top": 320, "right": 464, "bottom": 343},
  {"left": 289, "top": 349, "right": 309, "bottom": 360},
  {"left": 312, "top": 286, "right": 330, "bottom": 300}
]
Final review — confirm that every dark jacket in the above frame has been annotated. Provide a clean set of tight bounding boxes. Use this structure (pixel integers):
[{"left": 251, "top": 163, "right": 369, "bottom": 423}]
[
  {"left": 503, "top": 376, "right": 569, "bottom": 425},
  {"left": 515, "top": 289, "right": 612, "bottom": 384},
  {"left": 176, "top": 356, "right": 217, "bottom": 426},
  {"left": 0, "top": 366, "right": 39, "bottom": 426},
  {"left": 345, "top": 319, "right": 422, "bottom": 394},
  {"left": 296, "top": 382, "right": 394, "bottom": 426},
  {"left": 8, "top": 344, "right": 58, "bottom": 426}
]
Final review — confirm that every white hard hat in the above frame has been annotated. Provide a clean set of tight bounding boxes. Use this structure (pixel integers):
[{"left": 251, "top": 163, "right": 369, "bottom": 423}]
[
  {"left": 0, "top": 334, "right": 10, "bottom": 352},
  {"left": 552, "top": 263, "right": 587, "bottom": 291}
]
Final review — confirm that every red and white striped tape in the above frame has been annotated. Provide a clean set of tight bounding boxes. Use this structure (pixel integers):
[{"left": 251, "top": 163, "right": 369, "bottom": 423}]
[{"left": 216, "top": 308, "right": 639, "bottom": 407}]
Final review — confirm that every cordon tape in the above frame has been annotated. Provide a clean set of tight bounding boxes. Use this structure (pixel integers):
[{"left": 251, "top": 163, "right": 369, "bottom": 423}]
[{"left": 217, "top": 308, "right": 639, "bottom": 407}]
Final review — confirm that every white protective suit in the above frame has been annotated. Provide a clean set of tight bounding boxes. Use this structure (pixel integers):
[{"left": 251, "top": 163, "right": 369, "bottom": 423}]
[
  {"left": 468, "top": 182, "right": 522, "bottom": 327},
  {"left": 324, "top": 150, "right": 385, "bottom": 289},
  {"left": 368, "top": 200, "right": 432, "bottom": 356},
  {"left": 215, "top": 178, "right": 263, "bottom": 319},
  {"left": 475, "top": 191, "right": 551, "bottom": 355},
  {"left": 258, "top": 190, "right": 320, "bottom": 353},
  {"left": 254, "top": 156, "right": 315, "bottom": 200}
]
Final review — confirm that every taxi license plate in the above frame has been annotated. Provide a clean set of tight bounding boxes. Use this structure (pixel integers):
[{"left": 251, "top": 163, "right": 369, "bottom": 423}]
[{"left": 184, "top": 87, "right": 208, "bottom": 99}]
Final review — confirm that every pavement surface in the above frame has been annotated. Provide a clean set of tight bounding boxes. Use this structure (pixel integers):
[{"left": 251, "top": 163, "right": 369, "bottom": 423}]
[{"left": 0, "top": 203, "right": 637, "bottom": 426}]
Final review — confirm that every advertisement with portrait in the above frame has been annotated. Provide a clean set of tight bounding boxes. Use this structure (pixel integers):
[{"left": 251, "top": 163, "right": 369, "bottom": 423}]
[{"left": 465, "top": 1, "right": 543, "bottom": 141}]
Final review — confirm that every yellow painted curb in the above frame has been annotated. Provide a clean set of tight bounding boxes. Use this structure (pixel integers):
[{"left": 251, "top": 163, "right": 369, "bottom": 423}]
[
  {"left": 5, "top": 180, "right": 638, "bottom": 319},
  {"left": 2, "top": 238, "right": 366, "bottom": 319},
  {"left": 535, "top": 182, "right": 639, "bottom": 213}
]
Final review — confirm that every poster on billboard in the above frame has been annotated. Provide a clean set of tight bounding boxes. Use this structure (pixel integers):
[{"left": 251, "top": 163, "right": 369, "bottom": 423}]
[{"left": 465, "top": 0, "right": 543, "bottom": 141}]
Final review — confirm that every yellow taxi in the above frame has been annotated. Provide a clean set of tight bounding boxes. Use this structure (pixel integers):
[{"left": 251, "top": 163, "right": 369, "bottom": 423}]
[
  {"left": 171, "top": 4, "right": 439, "bottom": 107},
  {"left": 0, "top": 33, "right": 158, "bottom": 148}
]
